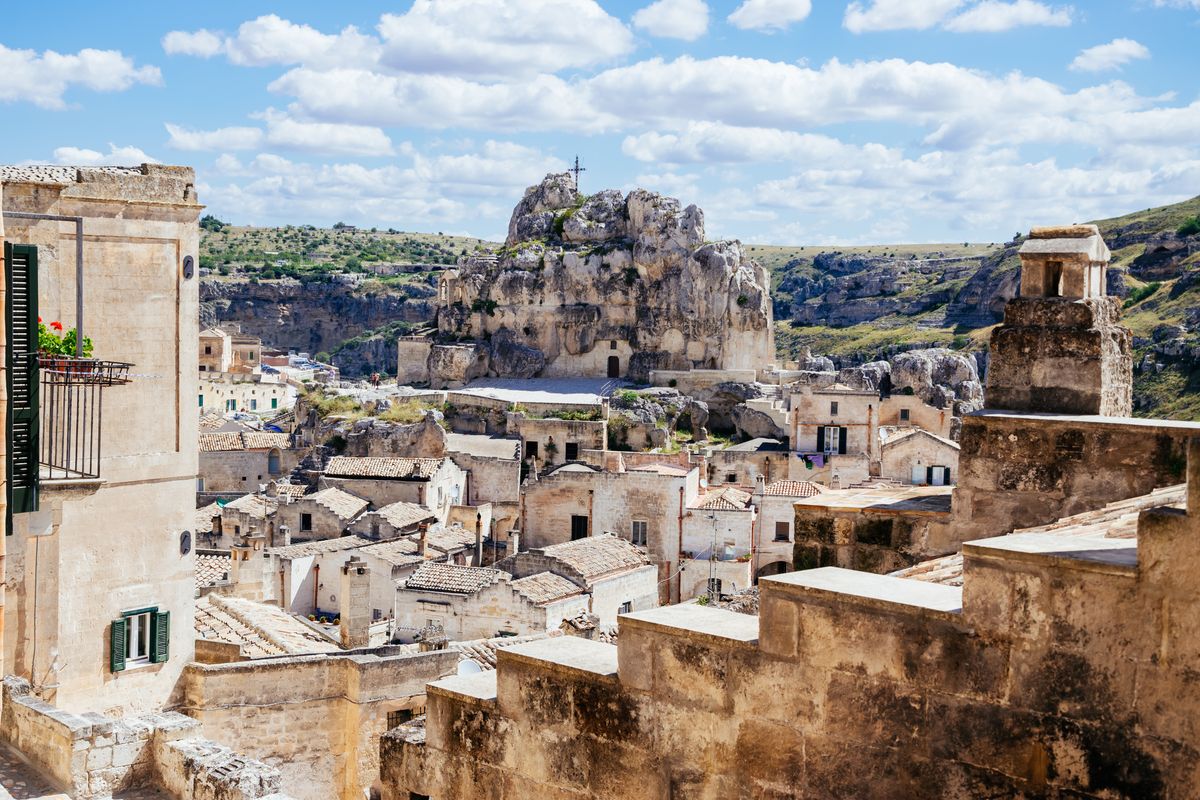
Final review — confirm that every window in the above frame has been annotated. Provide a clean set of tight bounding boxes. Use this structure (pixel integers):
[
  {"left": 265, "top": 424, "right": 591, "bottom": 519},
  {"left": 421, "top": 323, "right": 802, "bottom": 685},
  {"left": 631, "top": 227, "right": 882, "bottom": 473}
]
[
  {"left": 271, "top": 397, "right": 279, "bottom": 409},
  {"left": 571, "top": 515, "right": 589, "bottom": 540},
  {"left": 300, "top": 513, "right": 313, "bottom": 532},
  {"left": 774, "top": 521, "right": 791, "bottom": 542},
  {"left": 251, "top": 399, "right": 258, "bottom": 411},
  {"left": 524, "top": 441, "right": 539, "bottom": 459},
  {"left": 619, "top": 601, "right": 632, "bottom": 614},
  {"left": 205, "top": 345, "right": 212, "bottom": 355},
  {"left": 199, "top": 365, "right": 207, "bottom": 372},
  {"left": 610, "top": 340, "right": 617, "bottom": 350},
  {"left": 226, "top": 399, "right": 236, "bottom": 412},
  {"left": 899, "top": 409, "right": 910, "bottom": 422},
  {"left": 565, "top": 442, "right": 579, "bottom": 460},
  {"left": 818, "top": 425, "right": 846, "bottom": 455},
  {"left": 631, "top": 520, "right": 648, "bottom": 546},
  {"left": 198, "top": 395, "right": 204, "bottom": 408},
  {"left": 249, "top": 351, "right": 256, "bottom": 362},
  {"left": 725, "top": 472, "right": 738, "bottom": 484},
  {"left": 110, "top": 607, "right": 169, "bottom": 672},
  {"left": 268, "top": 450, "right": 281, "bottom": 475},
  {"left": 387, "top": 709, "right": 414, "bottom": 729},
  {"left": 830, "top": 401, "right": 839, "bottom": 416},
  {"left": 196, "top": 478, "right": 205, "bottom": 492}
]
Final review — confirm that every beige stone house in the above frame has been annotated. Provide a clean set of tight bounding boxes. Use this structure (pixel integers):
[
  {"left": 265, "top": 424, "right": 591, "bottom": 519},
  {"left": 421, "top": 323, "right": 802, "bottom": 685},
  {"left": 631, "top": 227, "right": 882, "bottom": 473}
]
[
  {"left": 681, "top": 487, "right": 759, "bottom": 599},
  {"left": 198, "top": 371, "right": 292, "bottom": 415},
  {"left": 497, "top": 534, "right": 658, "bottom": 628},
  {"left": 346, "top": 499, "right": 438, "bottom": 540},
  {"left": 276, "top": 486, "right": 370, "bottom": 542},
  {"left": 753, "top": 478, "right": 823, "bottom": 578},
  {"left": 198, "top": 430, "right": 300, "bottom": 493},
  {"left": 879, "top": 427, "right": 960, "bottom": 485},
  {"left": 394, "top": 562, "right": 589, "bottom": 641},
  {"left": 509, "top": 411, "right": 607, "bottom": 467},
  {"left": 210, "top": 493, "right": 280, "bottom": 550},
  {"left": 199, "top": 327, "right": 232, "bottom": 373},
  {"left": 321, "top": 454, "right": 466, "bottom": 521},
  {"left": 0, "top": 165, "right": 200, "bottom": 714}
]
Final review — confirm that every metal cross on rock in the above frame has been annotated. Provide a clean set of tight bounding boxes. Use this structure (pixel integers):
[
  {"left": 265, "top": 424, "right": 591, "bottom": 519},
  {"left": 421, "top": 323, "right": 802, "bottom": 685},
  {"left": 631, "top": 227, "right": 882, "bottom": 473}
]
[{"left": 570, "top": 155, "right": 586, "bottom": 190}]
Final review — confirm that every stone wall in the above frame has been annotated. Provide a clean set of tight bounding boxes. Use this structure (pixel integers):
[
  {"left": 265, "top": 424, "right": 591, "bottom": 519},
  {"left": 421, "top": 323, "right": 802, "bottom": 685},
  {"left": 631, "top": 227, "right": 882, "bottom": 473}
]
[
  {"left": 793, "top": 504, "right": 951, "bottom": 574},
  {"left": 394, "top": 579, "right": 586, "bottom": 642},
  {"left": 182, "top": 648, "right": 458, "bottom": 800},
  {"left": 880, "top": 431, "right": 959, "bottom": 485},
  {"left": 200, "top": 447, "right": 302, "bottom": 493},
  {"left": 396, "top": 337, "right": 432, "bottom": 385},
  {"left": 199, "top": 374, "right": 293, "bottom": 415},
  {"left": 381, "top": 443, "right": 1200, "bottom": 797}
]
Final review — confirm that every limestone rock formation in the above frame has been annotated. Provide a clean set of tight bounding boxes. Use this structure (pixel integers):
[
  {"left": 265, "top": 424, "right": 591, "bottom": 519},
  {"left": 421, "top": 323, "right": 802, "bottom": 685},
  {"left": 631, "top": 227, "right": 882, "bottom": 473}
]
[
  {"left": 890, "top": 348, "right": 983, "bottom": 412},
  {"left": 345, "top": 414, "right": 447, "bottom": 458},
  {"left": 731, "top": 404, "right": 788, "bottom": 441},
  {"left": 431, "top": 174, "right": 774, "bottom": 385}
]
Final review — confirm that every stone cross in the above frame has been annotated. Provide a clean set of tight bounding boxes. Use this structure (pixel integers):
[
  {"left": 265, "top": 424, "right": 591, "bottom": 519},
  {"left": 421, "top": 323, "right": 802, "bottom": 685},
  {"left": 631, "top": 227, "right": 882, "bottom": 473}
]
[{"left": 570, "top": 155, "right": 586, "bottom": 191}]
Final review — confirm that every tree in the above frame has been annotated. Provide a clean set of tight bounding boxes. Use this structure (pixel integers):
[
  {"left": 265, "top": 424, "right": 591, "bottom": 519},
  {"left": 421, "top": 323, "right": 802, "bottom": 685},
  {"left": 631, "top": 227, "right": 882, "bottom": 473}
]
[{"left": 200, "top": 214, "right": 228, "bottom": 232}]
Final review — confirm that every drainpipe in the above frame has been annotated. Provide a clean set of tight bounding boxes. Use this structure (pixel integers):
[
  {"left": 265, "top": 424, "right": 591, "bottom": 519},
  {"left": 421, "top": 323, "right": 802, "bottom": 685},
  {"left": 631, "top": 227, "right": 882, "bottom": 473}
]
[
  {"left": 676, "top": 486, "right": 685, "bottom": 604},
  {"left": 474, "top": 512, "right": 483, "bottom": 566},
  {"left": 313, "top": 563, "right": 320, "bottom": 614},
  {"left": 587, "top": 489, "right": 594, "bottom": 538},
  {"left": 0, "top": 189, "right": 6, "bottom": 665}
]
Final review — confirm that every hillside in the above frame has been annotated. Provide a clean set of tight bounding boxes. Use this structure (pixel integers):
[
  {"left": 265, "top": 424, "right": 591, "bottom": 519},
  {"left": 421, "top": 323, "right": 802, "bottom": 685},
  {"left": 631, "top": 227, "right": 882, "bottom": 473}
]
[{"left": 199, "top": 198, "right": 1200, "bottom": 418}]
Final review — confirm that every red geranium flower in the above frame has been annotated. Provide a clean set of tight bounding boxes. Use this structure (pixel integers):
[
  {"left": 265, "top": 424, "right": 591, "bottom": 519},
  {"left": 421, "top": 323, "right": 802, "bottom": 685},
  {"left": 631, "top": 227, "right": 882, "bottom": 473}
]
[
  {"left": 50, "top": 321, "right": 63, "bottom": 331},
  {"left": 38, "top": 316, "right": 43, "bottom": 323}
]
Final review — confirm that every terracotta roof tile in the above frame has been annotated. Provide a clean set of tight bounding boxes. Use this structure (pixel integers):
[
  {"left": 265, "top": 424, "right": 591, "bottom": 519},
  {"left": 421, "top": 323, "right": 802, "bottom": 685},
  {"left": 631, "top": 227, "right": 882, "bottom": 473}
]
[
  {"left": 510, "top": 572, "right": 584, "bottom": 605},
  {"left": 241, "top": 432, "right": 292, "bottom": 450},
  {"left": 306, "top": 487, "right": 370, "bottom": 521},
  {"left": 196, "top": 552, "right": 231, "bottom": 590},
  {"left": 199, "top": 432, "right": 246, "bottom": 452},
  {"left": 763, "top": 480, "right": 823, "bottom": 498},
  {"left": 402, "top": 562, "right": 508, "bottom": 595},
  {"left": 223, "top": 493, "right": 277, "bottom": 519},
  {"left": 539, "top": 534, "right": 650, "bottom": 581},
  {"left": 269, "top": 535, "right": 372, "bottom": 559},
  {"left": 325, "top": 456, "right": 446, "bottom": 479},
  {"left": 196, "top": 504, "right": 221, "bottom": 534},
  {"left": 693, "top": 487, "right": 753, "bottom": 511},
  {"left": 375, "top": 501, "right": 437, "bottom": 531},
  {"left": 273, "top": 483, "right": 309, "bottom": 500},
  {"left": 359, "top": 539, "right": 425, "bottom": 568}
]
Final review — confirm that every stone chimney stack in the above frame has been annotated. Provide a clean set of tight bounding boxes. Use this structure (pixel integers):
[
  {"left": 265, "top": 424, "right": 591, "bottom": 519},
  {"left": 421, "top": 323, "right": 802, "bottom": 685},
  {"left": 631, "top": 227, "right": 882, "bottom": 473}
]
[
  {"left": 474, "top": 513, "right": 483, "bottom": 566},
  {"left": 984, "top": 225, "right": 1132, "bottom": 417},
  {"left": 417, "top": 522, "right": 429, "bottom": 558},
  {"left": 339, "top": 555, "right": 371, "bottom": 650}
]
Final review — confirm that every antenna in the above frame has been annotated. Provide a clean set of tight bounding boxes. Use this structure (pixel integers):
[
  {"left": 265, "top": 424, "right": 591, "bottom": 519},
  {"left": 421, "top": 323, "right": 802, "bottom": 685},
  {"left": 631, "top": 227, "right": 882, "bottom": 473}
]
[{"left": 570, "top": 155, "right": 586, "bottom": 192}]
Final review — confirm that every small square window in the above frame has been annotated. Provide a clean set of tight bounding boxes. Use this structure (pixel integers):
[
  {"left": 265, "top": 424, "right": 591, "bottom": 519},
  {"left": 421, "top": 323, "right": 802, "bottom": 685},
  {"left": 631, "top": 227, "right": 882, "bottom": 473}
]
[
  {"left": 619, "top": 601, "right": 632, "bottom": 614},
  {"left": 774, "top": 521, "right": 790, "bottom": 542},
  {"left": 387, "top": 709, "right": 414, "bottom": 729},
  {"left": 565, "top": 442, "right": 579, "bottom": 460},
  {"left": 610, "top": 340, "right": 618, "bottom": 350},
  {"left": 631, "top": 520, "right": 648, "bottom": 546},
  {"left": 830, "top": 401, "right": 838, "bottom": 416},
  {"left": 300, "top": 513, "right": 313, "bottom": 532},
  {"left": 725, "top": 473, "right": 738, "bottom": 484},
  {"left": 124, "top": 611, "right": 153, "bottom": 665},
  {"left": 900, "top": 409, "right": 910, "bottom": 422}
]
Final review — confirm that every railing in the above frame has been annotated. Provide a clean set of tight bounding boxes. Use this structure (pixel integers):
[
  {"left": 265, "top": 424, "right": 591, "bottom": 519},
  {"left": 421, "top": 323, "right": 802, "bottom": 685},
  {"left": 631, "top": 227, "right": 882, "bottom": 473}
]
[{"left": 39, "top": 356, "right": 132, "bottom": 480}]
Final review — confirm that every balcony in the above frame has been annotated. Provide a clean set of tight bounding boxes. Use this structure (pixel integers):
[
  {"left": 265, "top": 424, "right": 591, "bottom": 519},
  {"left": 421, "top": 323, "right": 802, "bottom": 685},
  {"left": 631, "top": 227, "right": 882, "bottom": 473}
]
[{"left": 38, "top": 356, "right": 132, "bottom": 480}]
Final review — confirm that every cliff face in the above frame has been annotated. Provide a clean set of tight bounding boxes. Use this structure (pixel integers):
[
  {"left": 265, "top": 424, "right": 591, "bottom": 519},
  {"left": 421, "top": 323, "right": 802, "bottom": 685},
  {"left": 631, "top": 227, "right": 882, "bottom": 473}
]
[
  {"left": 432, "top": 173, "right": 774, "bottom": 383},
  {"left": 201, "top": 278, "right": 434, "bottom": 358}
]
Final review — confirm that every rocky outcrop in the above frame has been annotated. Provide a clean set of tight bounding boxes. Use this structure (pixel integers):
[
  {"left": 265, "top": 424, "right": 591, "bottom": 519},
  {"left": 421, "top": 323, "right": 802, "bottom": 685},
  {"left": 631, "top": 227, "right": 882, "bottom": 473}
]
[
  {"left": 890, "top": 348, "right": 984, "bottom": 412},
  {"left": 344, "top": 414, "right": 447, "bottom": 458},
  {"left": 731, "top": 405, "right": 787, "bottom": 441},
  {"left": 428, "top": 344, "right": 489, "bottom": 387},
  {"left": 432, "top": 174, "right": 774, "bottom": 384}
]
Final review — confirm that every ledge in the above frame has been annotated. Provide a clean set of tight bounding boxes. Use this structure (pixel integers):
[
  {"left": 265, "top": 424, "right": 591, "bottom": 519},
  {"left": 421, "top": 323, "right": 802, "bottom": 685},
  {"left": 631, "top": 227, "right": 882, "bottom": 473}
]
[
  {"left": 964, "top": 532, "right": 1137, "bottom": 576},
  {"left": 496, "top": 636, "right": 618, "bottom": 683},
  {"left": 763, "top": 567, "right": 963, "bottom": 617},
  {"left": 40, "top": 476, "right": 105, "bottom": 501},
  {"left": 966, "top": 410, "right": 1200, "bottom": 432},
  {"left": 620, "top": 604, "right": 759, "bottom": 648},
  {"left": 427, "top": 670, "right": 497, "bottom": 707}
]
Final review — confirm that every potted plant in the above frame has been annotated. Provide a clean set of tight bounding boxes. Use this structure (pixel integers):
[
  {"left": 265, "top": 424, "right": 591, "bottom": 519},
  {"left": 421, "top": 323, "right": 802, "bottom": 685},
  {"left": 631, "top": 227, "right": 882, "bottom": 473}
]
[{"left": 38, "top": 318, "right": 93, "bottom": 368}]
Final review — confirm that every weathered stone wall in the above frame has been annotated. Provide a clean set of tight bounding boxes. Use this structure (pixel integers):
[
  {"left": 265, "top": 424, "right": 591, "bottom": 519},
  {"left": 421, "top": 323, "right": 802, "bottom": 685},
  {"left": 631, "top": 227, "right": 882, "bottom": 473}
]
[
  {"left": 382, "top": 446, "right": 1200, "bottom": 797},
  {"left": 200, "top": 447, "right": 302, "bottom": 493},
  {"left": 448, "top": 450, "right": 520, "bottom": 505},
  {"left": 394, "top": 579, "right": 586, "bottom": 641},
  {"left": 183, "top": 648, "right": 457, "bottom": 800},
  {"left": 509, "top": 414, "right": 607, "bottom": 467},
  {"left": 879, "top": 432, "right": 959, "bottom": 485},
  {"left": 199, "top": 373, "right": 293, "bottom": 414},
  {"left": 793, "top": 505, "right": 949, "bottom": 574},
  {"left": 397, "top": 337, "right": 432, "bottom": 385}
]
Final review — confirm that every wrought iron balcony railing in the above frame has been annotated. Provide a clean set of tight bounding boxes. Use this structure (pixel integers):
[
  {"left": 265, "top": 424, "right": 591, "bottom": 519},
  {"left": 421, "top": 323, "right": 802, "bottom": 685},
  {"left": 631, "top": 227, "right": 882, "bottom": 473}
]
[{"left": 38, "top": 355, "right": 132, "bottom": 481}]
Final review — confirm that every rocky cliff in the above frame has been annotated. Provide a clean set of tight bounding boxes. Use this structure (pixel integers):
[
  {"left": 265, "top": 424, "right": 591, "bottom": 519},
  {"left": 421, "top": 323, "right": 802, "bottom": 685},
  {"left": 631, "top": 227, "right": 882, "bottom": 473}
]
[{"left": 430, "top": 173, "right": 774, "bottom": 384}]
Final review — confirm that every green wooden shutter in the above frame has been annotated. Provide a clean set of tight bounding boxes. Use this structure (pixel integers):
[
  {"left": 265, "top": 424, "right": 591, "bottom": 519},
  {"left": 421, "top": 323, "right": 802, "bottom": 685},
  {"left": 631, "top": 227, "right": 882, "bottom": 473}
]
[
  {"left": 150, "top": 610, "right": 170, "bottom": 663},
  {"left": 110, "top": 618, "right": 127, "bottom": 672},
  {"left": 6, "top": 243, "right": 40, "bottom": 518}
]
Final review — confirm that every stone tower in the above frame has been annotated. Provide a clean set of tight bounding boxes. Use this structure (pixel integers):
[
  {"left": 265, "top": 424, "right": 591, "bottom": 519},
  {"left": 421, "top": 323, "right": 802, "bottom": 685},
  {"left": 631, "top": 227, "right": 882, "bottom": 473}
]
[{"left": 984, "top": 225, "right": 1132, "bottom": 416}]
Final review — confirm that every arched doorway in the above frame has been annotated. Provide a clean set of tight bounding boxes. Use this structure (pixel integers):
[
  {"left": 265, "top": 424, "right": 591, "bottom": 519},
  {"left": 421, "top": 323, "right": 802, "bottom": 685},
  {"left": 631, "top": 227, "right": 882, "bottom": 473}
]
[
  {"left": 756, "top": 560, "right": 791, "bottom": 581},
  {"left": 607, "top": 356, "right": 620, "bottom": 378}
]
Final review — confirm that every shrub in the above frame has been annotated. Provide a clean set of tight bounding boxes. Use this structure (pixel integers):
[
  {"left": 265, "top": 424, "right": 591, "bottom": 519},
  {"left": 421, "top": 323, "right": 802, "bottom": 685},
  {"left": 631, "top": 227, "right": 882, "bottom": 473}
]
[
  {"left": 736, "top": 294, "right": 749, "bottom": 307},
  {"left": 1123, "top": 281, "right": 1162, "bottom": 308},
  {"left": 1177, "top": 216, "right": 1200, "bottom": 238},
  {"left": 951, "top": 334, "right": 970, "bottom": 350},
  {"left": 617, "top": 389, "right": 639, "bottom": 404}
]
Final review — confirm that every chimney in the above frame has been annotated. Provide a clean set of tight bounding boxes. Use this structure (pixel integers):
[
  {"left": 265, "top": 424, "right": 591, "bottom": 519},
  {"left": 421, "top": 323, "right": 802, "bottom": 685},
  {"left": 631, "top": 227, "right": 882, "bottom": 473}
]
[
  {"left": 755, "top": 474, "right": 766, "bottom": 498},
  {"left": 474, "top": 512, "right": 483, "bottom": 566},
  {"left": 508, "top": 530, "right": 520, "bottom": 557},
  {"left": 417, "top": 522, "right": 429, "bottom": 558},
  {"left": 339, "top": 555, "right": 371, "bottom": 650},
  {"left": 278, "top": 524, "right": 291, "bottom": 547}
]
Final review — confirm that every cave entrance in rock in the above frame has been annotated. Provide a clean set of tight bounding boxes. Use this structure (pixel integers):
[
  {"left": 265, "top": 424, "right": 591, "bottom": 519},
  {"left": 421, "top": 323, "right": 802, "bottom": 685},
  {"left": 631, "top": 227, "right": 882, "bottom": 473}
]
[{"left": 607, "top": 356, "right": 620, "bottom": 378}]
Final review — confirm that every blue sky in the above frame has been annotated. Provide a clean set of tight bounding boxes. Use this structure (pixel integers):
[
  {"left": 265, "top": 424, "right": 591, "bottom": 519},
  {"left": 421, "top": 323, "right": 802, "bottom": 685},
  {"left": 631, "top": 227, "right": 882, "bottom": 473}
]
[{"left": 1, "top": 0, "right": 1197, "bottom": 244}]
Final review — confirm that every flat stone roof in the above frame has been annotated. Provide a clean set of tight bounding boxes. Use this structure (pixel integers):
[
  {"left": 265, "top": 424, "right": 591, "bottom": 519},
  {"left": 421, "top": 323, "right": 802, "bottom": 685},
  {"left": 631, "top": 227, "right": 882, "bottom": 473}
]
[
  {"left": 453, "top": 377, "right": 619, "bottom": 405},
  {"left": 970, "top": 409, "right": 1200, "bottom": 431},
  {"left": 766, "top": 567, "right": 963, "bottom": 614},
  {"left": 794, "top": 485, "right": 953, "bottom": 516},
  {"left": 428, "top": 670, "right": 497, "bottom": 705},
  {"left": 445, "top": 433, "right": 521, "bottom": 460},
  {"left": 621, "top": 604, "right": 760, "bottom": 645},
  {"left": 497, "top": 635, "right": 618, "bottom": 680},
  {"left": 965, "top": 532, "right": 1138, "bottom": 573}
]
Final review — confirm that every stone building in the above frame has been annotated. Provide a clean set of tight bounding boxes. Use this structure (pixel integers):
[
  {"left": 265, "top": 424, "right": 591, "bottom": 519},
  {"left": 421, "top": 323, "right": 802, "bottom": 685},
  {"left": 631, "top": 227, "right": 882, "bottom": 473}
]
[
  {"left": 198, "top": 430, "right": 300, "bottom": 493},
  {"left": 879, "top": 427, "right": 960, "bottom": 486},
  {"left": 347, "top": 500, "right": 438, "bottom": 540},
  {"left": 321, "top": 455, "right": 466, "bottom": 522},
  {"left": 199, "top": 327, "right": 232, "bottom": 373},
  {"left": 0, "top": 165, "right": 200, "bottom": 714},
  {"left": 276, "top": 486, "right": 370, "bottom": 542},
  {"left": 198, "top": 371, "right": 292, "bottom": 415},
  {"left": 423, "top": 174, "right": 775, "bottom": 387},
  {"left": 210, "top": 492, "right": 280, "bottom": 550},
  {"left": 394, "top": 562, "right": 589, "bottom": 642}
]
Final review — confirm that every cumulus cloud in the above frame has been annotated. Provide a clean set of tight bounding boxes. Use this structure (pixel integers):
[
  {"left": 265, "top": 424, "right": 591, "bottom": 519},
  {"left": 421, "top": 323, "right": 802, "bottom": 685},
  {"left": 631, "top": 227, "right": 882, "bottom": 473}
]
[
  {"left": 167, "top": 115, "right": 395, "bottom": 157},
  {"left": 727, "top": 0, "right": 812, "bottom": 31},
  {"left": 52, "top": 144, "right": 158, "bottom": 166},
  {"left": 162, "top": 15, "right": 379, "bottom": 70},
  {"left": 633, "top": 0, "right": 709, "bottom": 41},
  {"left": 0, "top": 44, "right": 161, "bottom": 109},
  {"left": 1069, "top": 38, "right": 1150, "bottom": 73},
  {"left": 844, "top": 0, "right": 963, "bottom": 32},
  {"left": 161, "top": 29, "right": 223, "bottom": 58},
  {"left": 943, "top": 1, "right": 1072, "bottom": 32},
  {"left": 166, "top": 124, "right": 264, "bottom": 151}
]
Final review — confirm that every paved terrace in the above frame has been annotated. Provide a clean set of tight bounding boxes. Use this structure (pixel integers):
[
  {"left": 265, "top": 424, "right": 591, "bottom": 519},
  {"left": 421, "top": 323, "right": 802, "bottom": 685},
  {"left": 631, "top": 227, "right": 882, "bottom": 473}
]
[{"left": 794, "top": 484, "right": 953, "bottom": 516}]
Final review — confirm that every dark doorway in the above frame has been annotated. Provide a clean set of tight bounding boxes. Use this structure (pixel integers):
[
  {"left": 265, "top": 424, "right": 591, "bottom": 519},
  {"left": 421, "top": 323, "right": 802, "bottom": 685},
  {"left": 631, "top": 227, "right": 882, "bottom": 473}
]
[
  {"left": 565, "top": 442, "right": 579, "bottom": 460},
  {"left": 607, "top": 356, "right": 620, "bottom": 378},
  {"left": 571, "top": 515, "right": 589, "bottom": 540}
]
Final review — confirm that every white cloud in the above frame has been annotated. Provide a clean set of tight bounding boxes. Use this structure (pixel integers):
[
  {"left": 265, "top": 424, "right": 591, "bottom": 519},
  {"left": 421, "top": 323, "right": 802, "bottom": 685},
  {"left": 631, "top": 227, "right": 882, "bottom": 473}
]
[
  {"left": 52, "top": 144, "right": 158, "bottom": 166},
  {"left": 161, "top": 29, "right": 223, "bottom": 58},
  {"left": 844, "top": 0, "right": 963, "bottom": 32},
  {"left": 377, "top": 0, "right": 634, "bottom": 78},
  {"left": 943, "top": 1, "right": 1072, "bottom": 32},
  {"left": 727, "top": 0, "right": 812, "bottom": 31},
  {"left": 1069, "top": 38, "right": 1151, "bottom": 73},
  {"left": 633, "top": 0, "right": 709, "bottom": 41},
  {"left": 622, "top": 122, "right": 882, "bottom": 164},
  {"left": 0, "top": 44, "right": 161, "bottom": 109},
  {"left": 1152, "top": 1, "right": 1200, "bottom": 8},
  {"left": 166, "top": 123, "right": 264, "bottom": 151}
]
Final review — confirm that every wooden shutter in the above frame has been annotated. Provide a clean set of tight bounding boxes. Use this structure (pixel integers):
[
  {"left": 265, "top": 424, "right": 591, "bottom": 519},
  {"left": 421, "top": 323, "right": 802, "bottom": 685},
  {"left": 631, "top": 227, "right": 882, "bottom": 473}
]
[
  {"left": 838, "top": 427, "right": 848, "bottom": 455},
  {"left": 816, "top": 427, "right": 825, "bottom": 453},
  {"left": 6, "top": 243, "right": 39, "bottom": 518},
  {"left": 110, "top": 618, "right": 128, "bottom": 672},
  {"left": 150, "top": 610, "right": 170, "bottom": 663},
  {"left": 926, "top": 466, "right": 934, "bottom": 485}
]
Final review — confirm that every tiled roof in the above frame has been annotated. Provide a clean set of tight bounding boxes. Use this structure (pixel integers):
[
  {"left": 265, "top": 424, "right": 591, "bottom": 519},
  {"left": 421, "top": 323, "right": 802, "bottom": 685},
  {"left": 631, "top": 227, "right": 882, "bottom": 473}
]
[
  {"left": 273, "top": 483, "right": 309, "bottom": 500},
  {"left": 196, "top": 504, "right": 221, "bottom": 534},
  {"left": 511, "top": 572, "right": 584, "bottom": 605},
  {"left": 359, "top": 539, "right": 425, "bottom": 568},
  {"left": 693, "top": 486, "right": 753, "bottom": 511},
  {"left": 223, "top": 493, "right": 277, "bottom": 519},
  {"left": 325, "top": 456, "right": 445, "bottom": 480},
  {"left": 425, "top": 524, "right": 477, "bottom": 556},
  {"left": 402, "top": 562, "right": 508, "bottom": 595},
  {"left": 889, "top": 483, "right": 1187, "bottom": 587},
  {"left": 269, "top": 535, "right": 372, "bottom": 559},
  {"left": 763, "top": 480, "right": 823, "bottom": 498},
  {"left": 199, "top": 431, "right": 292, "bottom": 451},
  {"left": 628, "top": 463, "right": 690, "bottom": 476},
  {"left": 450, "top": 631, "right": 562, "bottom": 670},
  {"left": 307, "top": 487, "right": 370, "bottom": 521},
  {"left": 375, "top": 501, "right": 437, "bottom": 531},
  {"left": 199, "top": 412, "right": 228, "bottom": 431},
  {"left": 196, "top": 552, "right": 231, "bottom": 591},
  {"left": 539, "top": 534, "right": 650, "bottom": 581},
  {"left": 194, "top": 594, "right": 340, "bottom": 657}
]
